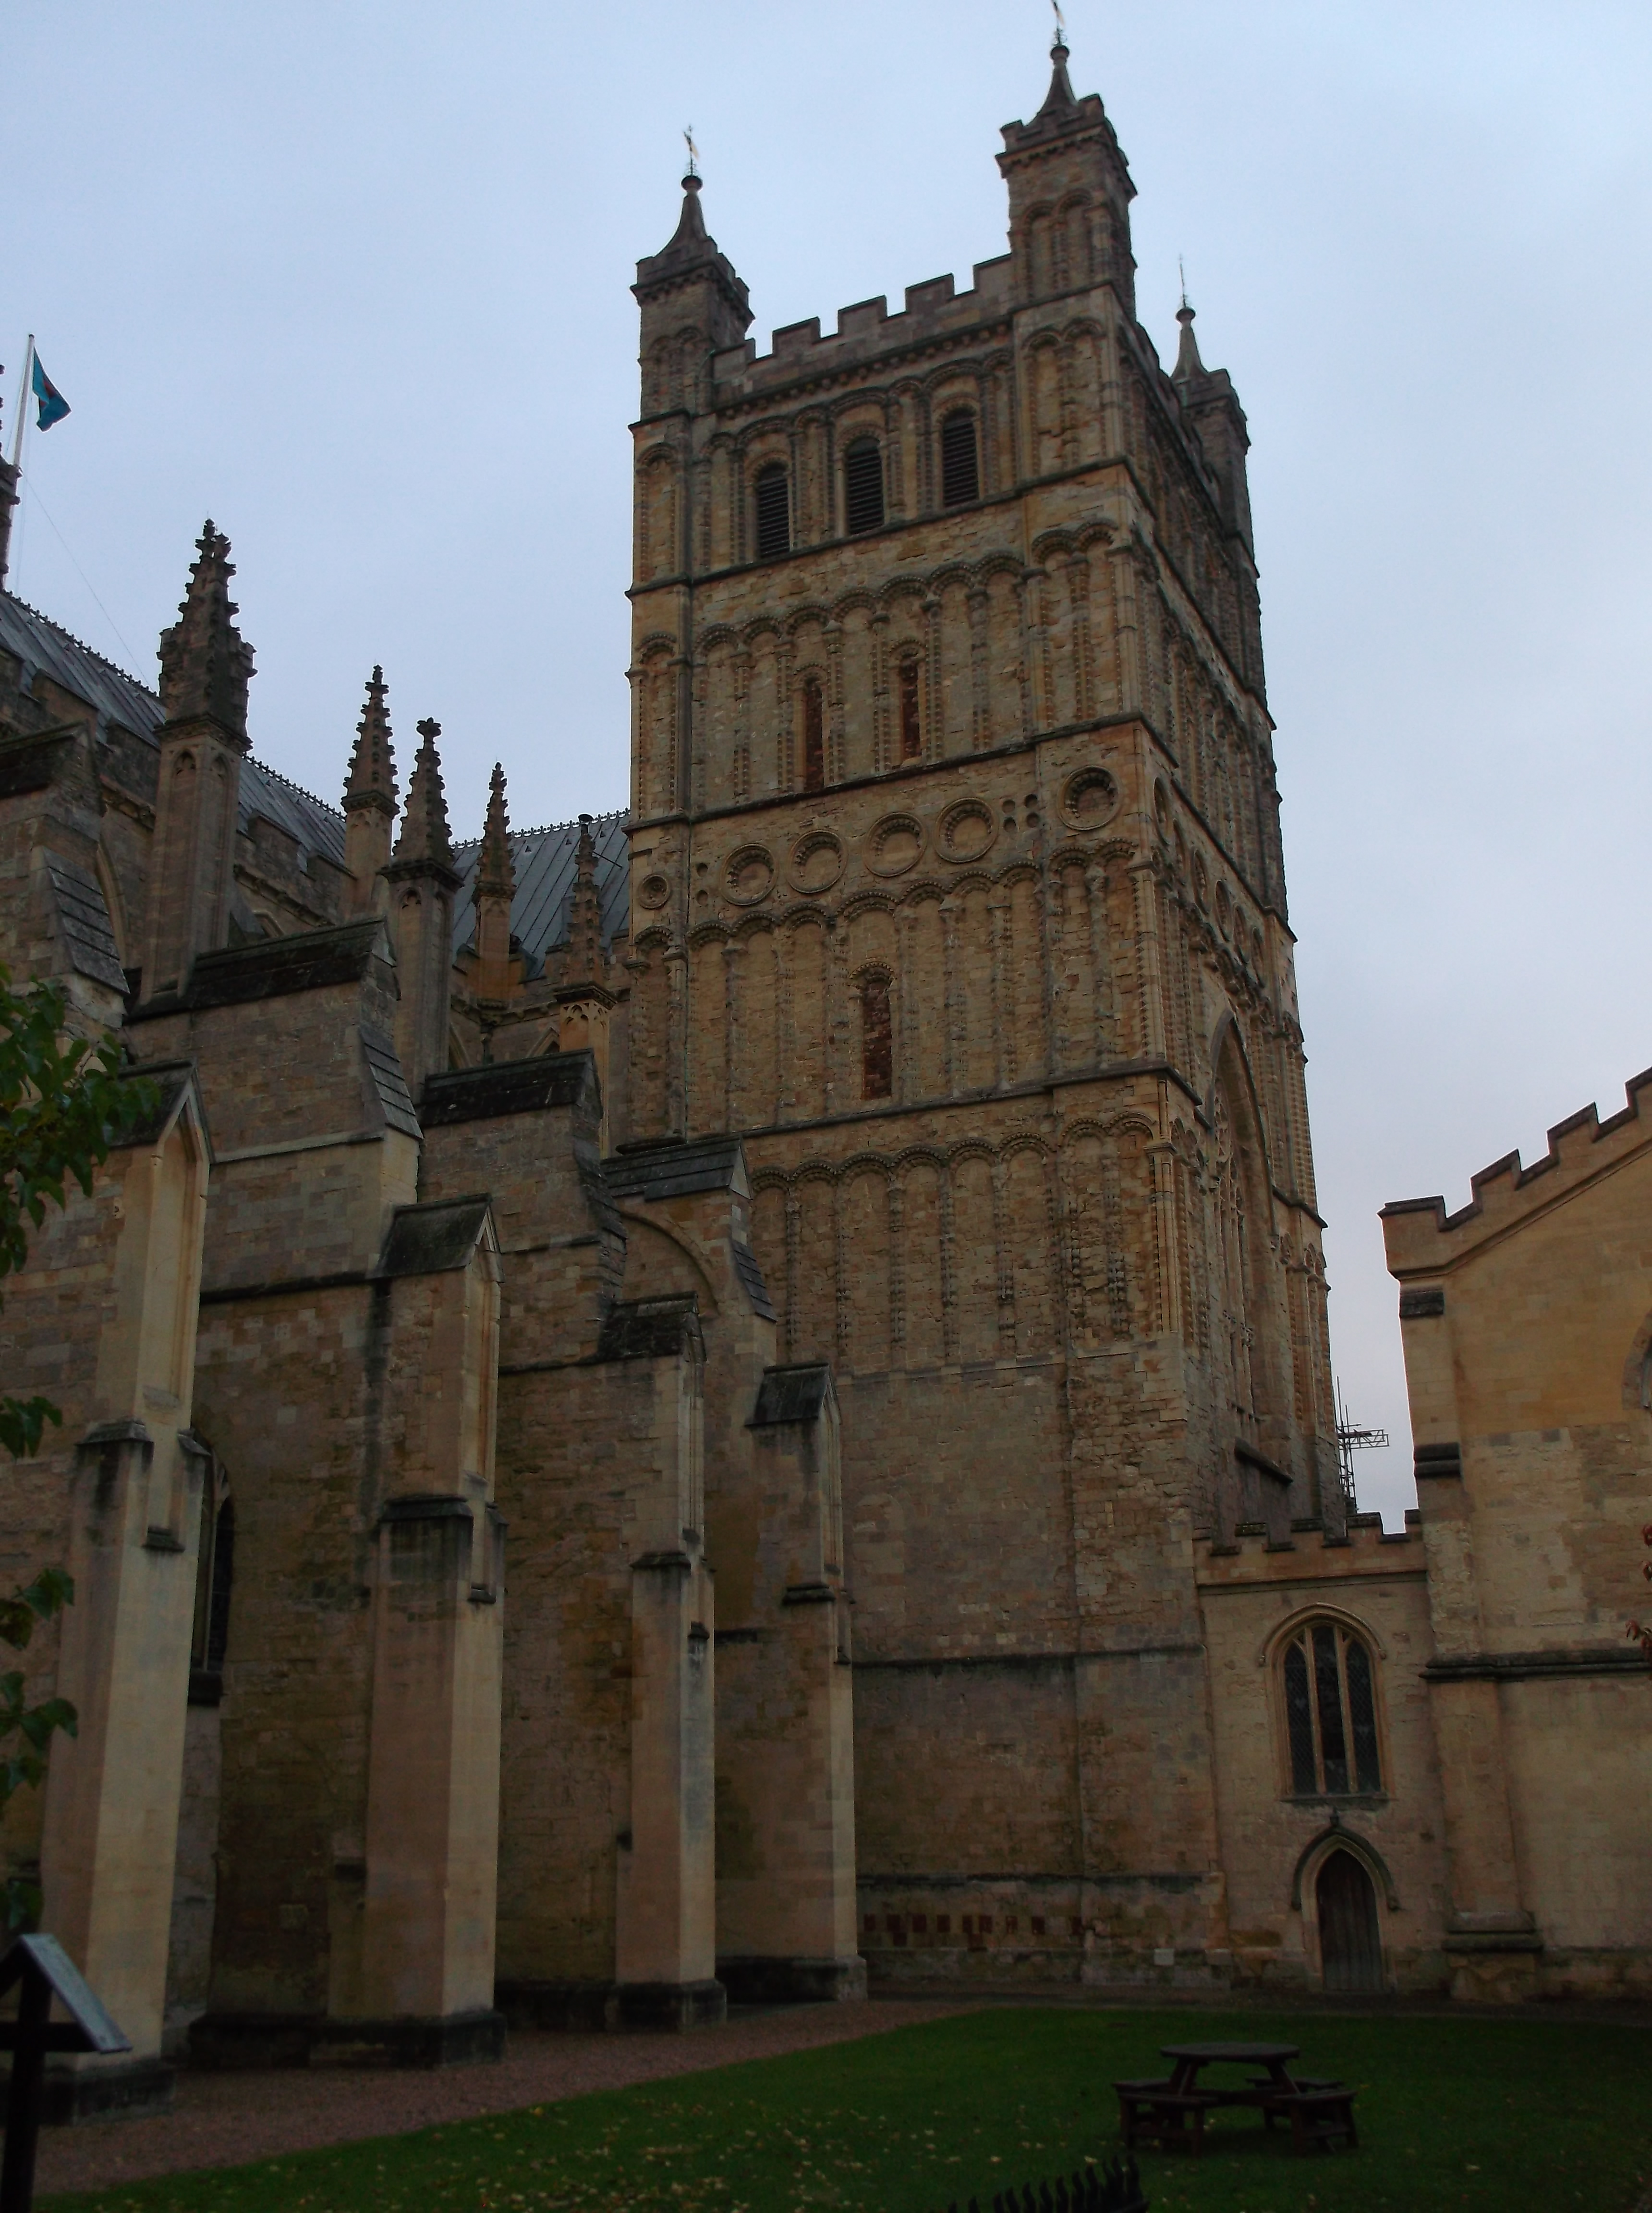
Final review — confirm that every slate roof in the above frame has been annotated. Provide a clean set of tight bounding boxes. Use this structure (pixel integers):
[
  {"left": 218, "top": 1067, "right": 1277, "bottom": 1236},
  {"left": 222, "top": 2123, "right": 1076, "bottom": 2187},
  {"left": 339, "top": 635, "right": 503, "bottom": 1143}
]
[
  {"left": 450, "top": 811, "right": 631, "bottom": 965},
  {"left": 604, "top": 1136, "right": 749, "bottom": 1203},
  {"left": 1, "top": 593, "right": 346, "bottom": 875},
  {"left": 377, "top": 1196, "right": 495, "bottom": 1278},
  {"left": 0, "top": 593, "right": 629, "bottom": 949},
  {"left": 421, "top": 1053, "right": 596, "bottom": 1127},
  {"left": 179, "top": 916, "right": 392, "bottom": 1010},
  {"left": 750, "top": 1364, "right": 835, "bottom": 1428}
]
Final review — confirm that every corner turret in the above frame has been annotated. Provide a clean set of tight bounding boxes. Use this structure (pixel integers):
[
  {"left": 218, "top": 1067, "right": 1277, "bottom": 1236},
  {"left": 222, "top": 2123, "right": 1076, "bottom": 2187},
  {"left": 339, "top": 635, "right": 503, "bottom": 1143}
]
[
  {"left": 634, "top": 172, "right": 753, "bottom": 412},
  {"left": 1171, "top": 298, "right": 1255, "bottom": 553},
  {"left": 473, "top": 762, "right": 516, "bottom": 1003},
  {"left": 997, "top": 35, "right": 1137, "bottom": 313}
]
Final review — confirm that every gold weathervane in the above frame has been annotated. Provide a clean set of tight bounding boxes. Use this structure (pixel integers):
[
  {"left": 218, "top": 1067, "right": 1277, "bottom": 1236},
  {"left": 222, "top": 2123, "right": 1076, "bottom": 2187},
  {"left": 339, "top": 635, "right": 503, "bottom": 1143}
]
[
  {"left": 683, "top": 126, "right": 700, "bottom": 179},
  {"left": 1052, "top": 1, "right": 1066, "bottom": 41}
]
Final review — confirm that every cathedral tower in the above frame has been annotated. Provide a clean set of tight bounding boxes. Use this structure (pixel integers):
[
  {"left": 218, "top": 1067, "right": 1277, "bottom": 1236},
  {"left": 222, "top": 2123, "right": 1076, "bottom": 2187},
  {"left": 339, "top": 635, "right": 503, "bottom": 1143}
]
[{"left": 626, "top": 40, "right": 1337, "bottom": 1980}]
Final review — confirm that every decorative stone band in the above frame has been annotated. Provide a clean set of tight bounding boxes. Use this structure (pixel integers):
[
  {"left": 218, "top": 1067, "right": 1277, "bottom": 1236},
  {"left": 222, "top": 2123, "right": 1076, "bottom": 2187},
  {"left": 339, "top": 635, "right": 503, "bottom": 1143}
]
[
  {"left": 1414, "top": 1441, "right": 1462, "bottom": 1481},
  {"left": 1423, "top": 1646, "right": 1651, "bottom": 1682}
]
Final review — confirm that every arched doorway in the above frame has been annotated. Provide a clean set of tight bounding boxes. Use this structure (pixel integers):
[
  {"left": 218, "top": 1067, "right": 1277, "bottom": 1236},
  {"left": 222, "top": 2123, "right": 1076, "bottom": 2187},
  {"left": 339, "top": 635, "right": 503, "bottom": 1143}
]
[{"left": 1316, "top": 1849, "right": 1383, "bottom": 1992}]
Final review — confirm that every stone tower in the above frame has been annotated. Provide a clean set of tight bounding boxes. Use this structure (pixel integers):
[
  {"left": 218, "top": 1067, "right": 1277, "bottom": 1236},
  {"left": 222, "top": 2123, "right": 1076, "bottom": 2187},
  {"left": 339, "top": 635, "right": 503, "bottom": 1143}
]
[{"left": 627, "top": 34, "right": 1338, "bottom": 1977}]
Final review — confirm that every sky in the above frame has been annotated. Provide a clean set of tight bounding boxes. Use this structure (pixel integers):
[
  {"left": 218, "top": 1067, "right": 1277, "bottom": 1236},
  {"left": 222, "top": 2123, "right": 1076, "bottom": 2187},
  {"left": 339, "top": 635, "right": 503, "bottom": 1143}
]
[{"left": 6, "top": 1, "right": 1652, "bottom": 1529}]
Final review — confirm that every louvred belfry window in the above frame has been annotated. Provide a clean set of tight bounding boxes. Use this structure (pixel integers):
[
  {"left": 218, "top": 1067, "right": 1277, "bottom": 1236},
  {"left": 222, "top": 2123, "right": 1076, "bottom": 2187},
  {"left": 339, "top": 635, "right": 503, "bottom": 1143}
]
[
  {"left": 844, "top": 438, "right": 885, "bottom": 535},
  {"left": 940, "top": 410, "right": 980, "bottom": 507},
  {"left": 754, "top": 462, "right": 790, "bottom": 559},
  {"left": 1282, "top": 1620, "right": 1383, "bottom": 1797}
]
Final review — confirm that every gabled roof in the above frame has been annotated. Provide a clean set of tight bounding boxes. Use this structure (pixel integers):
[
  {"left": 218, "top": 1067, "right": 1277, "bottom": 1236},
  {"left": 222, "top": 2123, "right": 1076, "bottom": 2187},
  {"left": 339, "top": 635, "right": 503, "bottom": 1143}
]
[{"left": 451, "top": 810, "right": 630, "bottom": 963}]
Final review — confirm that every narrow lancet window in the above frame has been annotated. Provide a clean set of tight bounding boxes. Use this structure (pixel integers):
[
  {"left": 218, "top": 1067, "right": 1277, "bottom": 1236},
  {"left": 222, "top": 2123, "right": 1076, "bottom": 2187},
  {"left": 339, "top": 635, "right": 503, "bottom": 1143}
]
[
  {"left": 898, "top": 657, "right": 922, "bottom": 761},
  {"left": 844, "top": 438, "right": 885, "bottom": 535},
  {"left": 940, "top": 410, "right": 981, "bottom": 507},
  {"left": 802, "top": 676, "right": 825, "bottom": 792},
  {"left": 754, "top": 462, "right": 790, "bottom": 559},
  {"left": 861, "top": 973, "right": 893, "bottom": 1099}
]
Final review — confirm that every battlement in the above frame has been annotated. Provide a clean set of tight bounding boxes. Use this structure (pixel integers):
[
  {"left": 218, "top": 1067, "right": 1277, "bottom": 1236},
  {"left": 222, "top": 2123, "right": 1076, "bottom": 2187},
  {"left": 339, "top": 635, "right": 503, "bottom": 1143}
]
[
  {"left": 711, "top": 256, "right": 1016, "bottom": 400},
  {"left": 1382, "top": 1063, "right": 1652, "bottom": 1271},
  {"left": 1196, "top": 1514, "right": 1417, "bottom": 1590}
]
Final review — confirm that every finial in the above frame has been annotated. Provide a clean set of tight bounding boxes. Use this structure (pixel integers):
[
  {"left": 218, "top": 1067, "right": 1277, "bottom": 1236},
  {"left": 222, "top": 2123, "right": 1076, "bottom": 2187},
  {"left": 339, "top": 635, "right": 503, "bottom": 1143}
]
[
  {"left": 1173, "top": 280, "right": 1205, "bottom": 382},
  {"left": 1179, "top": 256, "right": 1190, "bottom": 313},
  {"left": 344, "top": 664, "right": 397, "bottom": 815},
  {"left": 157, "top": 518, "right": 255, "bottom": 736},
  {"left": 395, "top": 717, "right": 455, "bottom": 868},
  {"left": 478, "top": 761, "right": 514, "bottom": 898},
  {"left": 683, "top": 125, "right": 700, "bottom": 182}
]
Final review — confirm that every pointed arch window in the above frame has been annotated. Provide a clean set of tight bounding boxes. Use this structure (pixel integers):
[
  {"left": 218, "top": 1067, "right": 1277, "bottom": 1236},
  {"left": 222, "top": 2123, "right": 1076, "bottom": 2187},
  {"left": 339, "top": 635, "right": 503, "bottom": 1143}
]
[
  {"left": 801, "top": 675, "right": 825, "bottom": 792},
  {"left": 844, "top": 437, "right": 885, "bottom": 535},
  {"left": 189, "top": 1456, "right": 235, "bottom": 1705},
  {"left": 940, "top": 410, "right": 980, "bottom": 507},
  {"left": 1281, "top": 1619, "right": 1382, "bottom": 1798},
  {"left": 754, "top": 462, "right": 790, "bottom": 560},
  {"left": 860, "top": 972, "right": 893, "bottom": 1100},
  {"left": 897, "top": 656, "right": 923, "bottom": 761}
]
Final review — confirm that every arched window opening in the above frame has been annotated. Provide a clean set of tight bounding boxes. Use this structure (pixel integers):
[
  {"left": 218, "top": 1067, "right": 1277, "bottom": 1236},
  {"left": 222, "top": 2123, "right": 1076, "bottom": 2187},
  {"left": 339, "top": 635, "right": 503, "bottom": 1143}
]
[
  {"left": 801, "top": 676, "right": 825, "bottom": 792},
  {"left": 940, "top": 410, "right": 980, "bottom": 507},
  {"left": 1282, "top": 1619, "right": 1381, "bottom": 1797},
  {"left": 897, "top": 657, "right": 923, "bottom": 761},
  {"left": 844, "top": 438, "right": 885, "bottom": 535},
  {"left": 861, "top": 973, "right": 893, "bottom": 1100},
  {"left": 189, "top": 1467, "right": 235, "bottom": 1704},
  {"left": 754, "top": 462, "right": 790, "bottom": 560}
]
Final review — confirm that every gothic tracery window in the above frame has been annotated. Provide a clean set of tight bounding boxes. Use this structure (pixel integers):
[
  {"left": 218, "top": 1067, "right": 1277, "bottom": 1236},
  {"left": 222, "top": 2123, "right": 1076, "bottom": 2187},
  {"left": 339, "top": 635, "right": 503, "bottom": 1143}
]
[{"left": 1281, "top": 1619, "right": 1383, "bottom": 1798}]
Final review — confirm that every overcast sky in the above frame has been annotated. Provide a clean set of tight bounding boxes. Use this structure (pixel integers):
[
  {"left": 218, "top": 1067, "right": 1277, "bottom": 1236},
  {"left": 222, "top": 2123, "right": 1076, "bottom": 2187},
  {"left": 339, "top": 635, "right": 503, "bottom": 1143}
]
[{"left": 7, "top": 1, "right": 1651, "bottom": 1528}]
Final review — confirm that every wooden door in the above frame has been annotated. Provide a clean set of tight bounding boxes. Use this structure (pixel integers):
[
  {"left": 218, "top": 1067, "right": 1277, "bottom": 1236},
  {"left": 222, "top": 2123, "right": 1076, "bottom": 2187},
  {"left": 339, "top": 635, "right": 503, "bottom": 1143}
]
[{"left": 1316, "top": 1848, "right": 1383, "bottom": 1992}]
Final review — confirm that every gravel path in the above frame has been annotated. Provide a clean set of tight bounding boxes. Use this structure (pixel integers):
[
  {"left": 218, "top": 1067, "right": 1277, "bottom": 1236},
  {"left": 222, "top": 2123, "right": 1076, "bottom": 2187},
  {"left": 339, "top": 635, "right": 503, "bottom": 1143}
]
[{"left": 38, "top": 2001, "right": 974, "bottom": 2202}]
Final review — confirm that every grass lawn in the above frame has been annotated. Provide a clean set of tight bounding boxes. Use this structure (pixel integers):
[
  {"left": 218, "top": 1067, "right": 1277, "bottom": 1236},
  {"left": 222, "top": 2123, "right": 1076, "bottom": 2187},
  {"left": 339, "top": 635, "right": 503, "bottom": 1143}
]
[{"left": 42, "top": 2006, "right": 1652, "bottom": 2213}]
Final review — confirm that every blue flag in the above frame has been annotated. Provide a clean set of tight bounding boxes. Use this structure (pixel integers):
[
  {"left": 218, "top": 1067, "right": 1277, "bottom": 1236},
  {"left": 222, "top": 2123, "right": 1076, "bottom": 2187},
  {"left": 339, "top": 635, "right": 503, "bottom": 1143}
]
[{"left": 31, "top": 353, "right": 70, "bottom": 432}]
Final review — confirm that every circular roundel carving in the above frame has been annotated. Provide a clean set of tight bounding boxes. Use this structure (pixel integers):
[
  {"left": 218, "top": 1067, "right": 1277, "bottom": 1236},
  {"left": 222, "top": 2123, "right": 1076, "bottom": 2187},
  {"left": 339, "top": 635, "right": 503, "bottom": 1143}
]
[
  {"left": 724, "top": 845, "right": 776, "bottom": 905},
  {"left": 866, "top": 813, "right": 924, "bottom": 877},
  {"left": 936, "top": 798, "right": 996, "bottom": 864},
  {"left": 636, "top": 872, "right": 672, "bottom": 911},
  {"left": 1060, "top": 766, "right": 1120, "bottom": 832},
  {"left": 789, "top": 830, "right": 844, "bottom": 895}
]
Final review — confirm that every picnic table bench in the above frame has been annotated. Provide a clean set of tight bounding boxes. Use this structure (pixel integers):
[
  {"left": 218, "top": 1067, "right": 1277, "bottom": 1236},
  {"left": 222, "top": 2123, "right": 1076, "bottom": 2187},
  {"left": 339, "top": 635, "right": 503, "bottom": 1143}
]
[{"left": 1113, "top": 2041, "right": 1358, "bottom": 2157}]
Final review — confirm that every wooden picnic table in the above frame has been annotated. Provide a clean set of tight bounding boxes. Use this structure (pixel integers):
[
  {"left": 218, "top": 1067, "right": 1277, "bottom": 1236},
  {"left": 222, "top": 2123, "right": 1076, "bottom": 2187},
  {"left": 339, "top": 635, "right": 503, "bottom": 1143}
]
[
  {"left": 1160, "top": 2040, "right": 1301, "bottom": 2101},
  {"left": 1114, "top": 2040, "right": 1358, "bottom": 2158}
]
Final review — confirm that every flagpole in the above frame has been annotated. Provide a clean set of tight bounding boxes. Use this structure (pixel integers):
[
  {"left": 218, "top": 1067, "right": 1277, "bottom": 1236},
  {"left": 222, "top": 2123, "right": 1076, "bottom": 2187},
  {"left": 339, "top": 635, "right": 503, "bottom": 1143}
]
[{"left": 10, "top": 336, "right": 34, "bottom": 472}]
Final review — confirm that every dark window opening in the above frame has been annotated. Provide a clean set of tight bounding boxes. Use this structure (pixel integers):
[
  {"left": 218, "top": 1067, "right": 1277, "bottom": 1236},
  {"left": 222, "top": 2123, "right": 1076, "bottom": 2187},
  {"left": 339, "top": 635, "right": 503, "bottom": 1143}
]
[
  {"left": 1282, "top": 1620, "right": 1382, "bottom": 1797},
  {"left": 844, "top": 437, "right": 885, "bottom": 535},
  {"left": 898, "top": 658, "right": 922, "bottom": 760},
  {"left": 802, "top": 677, "right": 825, "bottom": 792},
  {"left": 754, "top": 462, "right": 790, "bottom": 559},
  {"left": 862, "top": 973, "right": 893, "bottom": 1099},
  {"left": 190, "top": 1480, "right": 235, "bottom": 1704},
  {"left": 940, "top": 410, "right": 980, "bottom": 507}
]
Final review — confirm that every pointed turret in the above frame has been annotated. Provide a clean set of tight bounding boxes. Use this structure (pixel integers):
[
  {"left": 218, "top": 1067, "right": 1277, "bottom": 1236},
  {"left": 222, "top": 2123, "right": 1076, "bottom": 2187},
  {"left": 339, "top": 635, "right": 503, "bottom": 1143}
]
[
  {"left": 998, "top": 35, "right": 1137, "bottom": 314},
  {"left": 1169, "top": 300, "right": 1255, "bottom": 554},
  {"left": 385, "top": 716, "right": 460, "bottom": 1097},
  {"left": 139, "top": 522, "right": 255, "bottom": 1001},
  {"left": 567, "top": 813, "right": 603, "bottom": 983},
  {"left": 473, "top": 763, "right": 516, "bottom": 1002},
  {"left": 157, "top": 522, "right": 255, "bottom": 737},
  {"left": 1173, "top": 299, "right": 1205, "bottom": 383},
  {"left": 634, "top": 171, "right": 753, "bottom": 383},
  {"left": 343, "top": 666, "right": 398, "bottom": 910}
]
